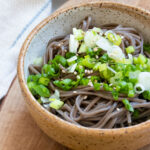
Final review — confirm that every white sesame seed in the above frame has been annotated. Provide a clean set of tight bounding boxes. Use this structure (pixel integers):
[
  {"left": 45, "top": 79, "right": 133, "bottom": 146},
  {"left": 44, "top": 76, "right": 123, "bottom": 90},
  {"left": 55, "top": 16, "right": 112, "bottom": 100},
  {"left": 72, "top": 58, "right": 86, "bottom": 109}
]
[
  {"left": 62, "top": 70, "right": 66, "bottom": 73},
  {"left": 74, "top": 72, "right": 77, "bottom": 75},
  {"left": 85, "top": 69, "right": 87, "bottom": 73},
  {"left": 93, "top": 47, "right": 98, "bottom": 52},
  {"left": 64, "top": 50, "right": 67, "bottom": 52},
  {"left": 83, "top": 96, "right": 87, "bottom": 99},
  {"left": 88, "top": 81, "right": 93, "bottom": 87},
  {"left": 121, "top": 36, "right": 124, "bottom": 39},
  {"left": 73, "top": 91, "right": 77, "bottom": 93},
  {"left": 58, "top": 43, "right": 62, "bottom": 47},
  {"left": 90, "top": 70, "right": 93, "bottom": 73},
  {"left": 95, "top": 55, "right": 99, "bottom": 59},
  {"left": 77, "top": 75, "right": 80, "bottom": 79},
  {"left": 87, "top": 76, "right": 91, "bottom": 79},
  {"left": 116, "top": 108, "right": 120, "bottom": 111},
  {"left": 76, "top": 54, "right": 78, "bottom": 56}
]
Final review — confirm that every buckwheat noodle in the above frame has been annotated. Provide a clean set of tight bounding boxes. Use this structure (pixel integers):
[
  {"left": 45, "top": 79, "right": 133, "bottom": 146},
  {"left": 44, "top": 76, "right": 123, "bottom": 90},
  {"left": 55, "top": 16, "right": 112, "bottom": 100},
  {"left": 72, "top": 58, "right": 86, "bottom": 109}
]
[{"left": 28, "top": 16, "right": 150, "bottom": 129}]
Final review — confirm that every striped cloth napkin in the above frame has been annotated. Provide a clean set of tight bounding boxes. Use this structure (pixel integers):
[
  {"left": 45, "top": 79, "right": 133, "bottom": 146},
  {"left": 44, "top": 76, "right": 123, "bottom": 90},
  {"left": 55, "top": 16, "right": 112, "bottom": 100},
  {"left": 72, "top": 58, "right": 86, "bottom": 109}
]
[{"left": 0, "top": 0, "right": 66, "bottom": 99}]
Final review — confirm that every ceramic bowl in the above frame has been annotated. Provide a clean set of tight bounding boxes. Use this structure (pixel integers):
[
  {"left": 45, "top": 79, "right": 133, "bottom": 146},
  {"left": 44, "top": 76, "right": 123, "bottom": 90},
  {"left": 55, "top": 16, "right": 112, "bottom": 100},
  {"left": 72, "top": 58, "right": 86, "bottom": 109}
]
[{"left": 18, "top": 2, "right": 150, "bottom": 150}]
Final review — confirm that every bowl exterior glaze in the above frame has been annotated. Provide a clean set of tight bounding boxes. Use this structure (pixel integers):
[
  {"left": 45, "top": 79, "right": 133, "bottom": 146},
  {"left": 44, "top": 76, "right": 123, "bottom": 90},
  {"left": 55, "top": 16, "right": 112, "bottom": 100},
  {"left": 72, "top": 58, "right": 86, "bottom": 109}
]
[{"left": 18, "top": 2, "right": 150, "bottom": 150}]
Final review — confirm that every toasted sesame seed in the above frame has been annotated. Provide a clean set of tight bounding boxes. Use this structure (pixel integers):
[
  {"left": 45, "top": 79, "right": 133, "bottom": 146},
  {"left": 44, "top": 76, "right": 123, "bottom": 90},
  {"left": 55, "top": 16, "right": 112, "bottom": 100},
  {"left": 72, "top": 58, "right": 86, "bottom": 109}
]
[
  {"left": 62, "top": 70, "right": 66, "bottom": 73},
  {"left": 76, "top": 54, "right": 78, "bottom": 56},
  {"left": 87, "top": 70, "right": 91, "bottom": 74}
]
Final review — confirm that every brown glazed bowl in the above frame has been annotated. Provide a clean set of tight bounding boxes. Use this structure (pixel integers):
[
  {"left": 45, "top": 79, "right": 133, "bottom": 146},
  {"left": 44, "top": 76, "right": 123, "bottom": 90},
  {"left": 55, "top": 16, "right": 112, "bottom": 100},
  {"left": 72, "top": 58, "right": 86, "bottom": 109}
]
[{"left": 18, "top": 2, "right": 150, "bottom": 150}]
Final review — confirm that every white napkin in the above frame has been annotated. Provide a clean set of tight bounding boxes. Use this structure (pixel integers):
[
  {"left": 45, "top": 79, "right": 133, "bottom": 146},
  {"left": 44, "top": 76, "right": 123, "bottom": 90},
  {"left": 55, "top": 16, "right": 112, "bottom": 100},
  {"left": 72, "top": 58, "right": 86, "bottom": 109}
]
[{"left": 0, "top": 0, "right": 53, "bottom": 99}]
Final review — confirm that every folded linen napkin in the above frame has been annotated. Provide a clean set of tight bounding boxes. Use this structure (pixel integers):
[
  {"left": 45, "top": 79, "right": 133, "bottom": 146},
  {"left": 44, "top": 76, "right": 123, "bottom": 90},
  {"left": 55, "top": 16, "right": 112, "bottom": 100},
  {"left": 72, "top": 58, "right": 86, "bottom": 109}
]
[{"left": 0, "top": 0, "right": 66, "bottom": 99}]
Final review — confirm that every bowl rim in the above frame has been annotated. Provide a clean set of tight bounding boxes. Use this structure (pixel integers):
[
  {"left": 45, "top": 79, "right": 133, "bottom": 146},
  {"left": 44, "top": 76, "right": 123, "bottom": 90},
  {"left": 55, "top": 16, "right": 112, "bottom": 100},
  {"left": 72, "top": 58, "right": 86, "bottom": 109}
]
[{"left": 18, "top": 1, "right": 150, "bottom": 136}]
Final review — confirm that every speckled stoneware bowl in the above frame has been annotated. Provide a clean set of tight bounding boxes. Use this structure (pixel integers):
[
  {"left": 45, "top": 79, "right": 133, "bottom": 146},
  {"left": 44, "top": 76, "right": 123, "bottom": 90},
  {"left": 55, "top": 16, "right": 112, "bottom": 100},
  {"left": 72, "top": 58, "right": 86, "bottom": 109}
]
[{"left": 18, "top": 2, "right": 150, "bottom": 150}]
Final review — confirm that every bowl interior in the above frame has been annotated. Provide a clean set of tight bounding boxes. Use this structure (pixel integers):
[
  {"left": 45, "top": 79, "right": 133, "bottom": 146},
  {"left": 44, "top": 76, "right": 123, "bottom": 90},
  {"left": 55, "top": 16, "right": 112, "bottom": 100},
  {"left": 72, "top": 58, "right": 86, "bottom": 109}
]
[{"left": 24, "top": 4, "right": 150, "bottom": 79}]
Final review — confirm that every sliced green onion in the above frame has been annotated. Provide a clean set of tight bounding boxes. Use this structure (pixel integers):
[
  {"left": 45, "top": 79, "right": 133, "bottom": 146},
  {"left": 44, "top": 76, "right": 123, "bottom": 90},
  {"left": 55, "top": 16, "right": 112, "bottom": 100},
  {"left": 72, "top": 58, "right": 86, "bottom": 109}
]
[
  {"left": 65, "top": 52, "right": 76, "bottom": 59},
  {"left": 42, "top": 64, "right": 59, "bottom": 78},
  {"left": 27, "top": 74, "right": 41, "bottom": 83},
  {"left": 137, "top": 72, "right": 150, "bottom": 91},
  {"left": 129, "top": 70, "right": 140, "bottom": 84},
  {"left": 92, "top": 27, "right": 102, "bottom": 33},
  {"left": 99, "top": 53, "right": 109, "bottom": 63},
  {"left": 78, "top": 42, "right": 88, "bottom": 53},
  {"left": 105, "top": 30, "right": 122, "bottom": 46},
  {"left": 113, "top": 35, "right": 122, "bottom": 46},
  {"left": 99, "top": 63, "right": 107, "bottom": 72},
  {"left": 54, "top": 55, "right": 67, "bottom": 67},
  {"left": 50, "top": 100, "right": 64, "bottom": 110},
  {"left": 126, "top": 46, "right": 135, "bottom": 54},
  {"left": 138, "top": 54, "right": 147, "bottom": 65},
  {"left": 107, "top": 66, "right": 116, "bottom": 74},
  {"left": 142, "top": 90, "right": 150, "bottom": 100},
  {"left": 53, "top": 79, "right": 73, "bottom": 91},
  {"left": 84, "top": 30, "right": 100, "bottom": 48},
  {"left": 33, "top": 57, "right": 43, "bottom": 66},
  {"left": 93, "top": 62, "right": 101, "bottom": 71},
  {"left": 128, "top": 90, "right": 135, "bottom": 98},
  {"left": 122, "top": 99, "right": 134, "bottom": 112},
  {"left": 81, "top": 55, "right": 96, "bottom": 69},
  {"left": 49, "top": 90, "right": 60, "bottom": 101},
  {"left": 41, "top": 97, "right": 49, "bottom": 103},
  {"left": 93, "top": 82, "right": 101, "bottom": 90},
  {"left": 27, "top": 82, "right": 37, "bottom": 96},
  {"left": 76, "top": 64, "right": 85, "bottom": 73},
  {"left": 67, "top": 63, "right": 77, "bottom": 73},
  {"left": 103, "top": 83, "right": 113, "bottom": 91},
  {"left": 112, "top": 90, "right": 119, "bottom": 100},
  {"left": 133, "top": 57, "right": 138, "bottom": 64},
  {"left": 96, "top": 36, "right": 112, "bottom": 52},
  {"left": 80, "top": 78, "right": 90, "bottom": 86},
  {"left": 67, "top": 56, "right": 77, "bottom": 63},
  {"left": 38, "top": 77, "right": 50, "bottom": 86},
  {"left": 110, "top": 72, "right": 123, "bottom": 84},
  {"left": 134, "top": 83, "right": 145, "bottom": 94},
  {"left": 33, "top": 84, "right": 50, "bottom": 97},
  {"left": 69, "top": 34, "right": 79, "bottom": 53},
  {"left": 73, "top": 28, "right": 84, "bottom": 41}
]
